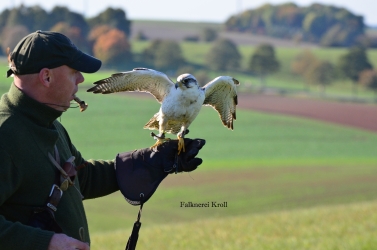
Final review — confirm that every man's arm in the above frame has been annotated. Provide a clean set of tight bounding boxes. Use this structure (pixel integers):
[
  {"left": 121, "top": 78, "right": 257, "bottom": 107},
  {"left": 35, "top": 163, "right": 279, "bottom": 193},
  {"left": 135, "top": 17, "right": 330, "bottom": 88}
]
[{"left": 69, "top": 144, "right": 119, "bottom": 200}]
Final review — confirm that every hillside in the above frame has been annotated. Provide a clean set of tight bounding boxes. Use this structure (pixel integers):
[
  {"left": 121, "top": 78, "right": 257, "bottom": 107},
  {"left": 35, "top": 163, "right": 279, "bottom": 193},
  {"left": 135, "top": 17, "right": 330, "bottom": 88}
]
[{"left": 131, "top": 20, "right": 318, "bottom": 48}]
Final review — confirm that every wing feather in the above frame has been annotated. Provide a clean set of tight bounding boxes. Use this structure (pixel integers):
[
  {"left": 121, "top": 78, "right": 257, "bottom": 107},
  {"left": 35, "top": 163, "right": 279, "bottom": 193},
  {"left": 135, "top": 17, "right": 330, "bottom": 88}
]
[
  {"left": 87, "top": 68, "right": 174, "bottom": 103},
  {"left": 203, "top": 76, "right": 239, "bottom": 130}
]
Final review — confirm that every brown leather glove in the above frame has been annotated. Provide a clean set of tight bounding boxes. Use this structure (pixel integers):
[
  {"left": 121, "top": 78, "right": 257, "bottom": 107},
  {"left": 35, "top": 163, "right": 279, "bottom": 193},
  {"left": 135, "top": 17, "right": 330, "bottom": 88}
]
[{"left": 115, "top": 138, "right": 205, "bottom": 204}]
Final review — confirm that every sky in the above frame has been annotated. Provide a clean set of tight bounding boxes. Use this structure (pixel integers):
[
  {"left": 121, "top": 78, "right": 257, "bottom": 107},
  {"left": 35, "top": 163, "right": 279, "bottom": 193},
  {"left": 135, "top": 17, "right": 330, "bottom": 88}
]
[{"left": 3, "top": 0, "right": 377, "bottom": 26}]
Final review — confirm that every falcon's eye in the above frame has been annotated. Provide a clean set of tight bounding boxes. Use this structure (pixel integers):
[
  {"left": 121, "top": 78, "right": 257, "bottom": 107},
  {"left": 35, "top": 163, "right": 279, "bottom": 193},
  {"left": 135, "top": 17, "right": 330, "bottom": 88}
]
[{"left": 182, "top": 79, "right": 187, "bottom": 84}]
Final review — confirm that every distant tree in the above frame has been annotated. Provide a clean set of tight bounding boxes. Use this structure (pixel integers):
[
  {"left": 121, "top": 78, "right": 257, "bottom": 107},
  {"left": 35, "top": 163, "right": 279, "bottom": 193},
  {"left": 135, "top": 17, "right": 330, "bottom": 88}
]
[
  {"left": 302, "top": 12, "right": 329, "bottom": 41},
  {"left": 305, "top": 60, "right": 335, "bottom": 94},
  {"left": 320, "top": 24, "right": 344, "bottom": 47},
  {"left": 87, "top": 8, "right": 131, "bottom": 37},
  {"left": 201, "top": 28, "right": 218, "bottom": 42},
  {"left": 338, "top": 46, "right": 373, "bottom": 97},
  {"left": 153, "top": 41, "right": 185, "bottom": 71},
  {"left": 134, "top": 31, "right": 148, "bottom": 41},
  {"left": 248, "top": 43, "right": 280, "bottom": 86},
  {"left": 291, "top": 49, "right": 318, "bottom": 75},
  {"left": 142, "top": 39, "right": 162, "bottom": 66},
  {"left": 358, "top": 69, "right": 377, "bottom": 101},
  {"left": 87, "top": 24, "right": 112, "bottom": 54},
  {"left": 49, "top": 6, "right": 89, "bottom": 36},
  {"left": 291, "top": 49, "right": 319, "bottom": 90},
  {"left": 50, "top": 22, "right": 90, "bottom": 53},
  {"left": 88, "top": 25, "right": 112, "bottom": 44},
  {"left": 141, "top": 40, "right": 185, "bottom": 71},
  {"left": 0, "top": 9, "right": 10, "bottom": 33},
  {"left": 93, "top": 29, "right": 132, "bottom": 68},
  {"left": 5, "top": 5, "right": 50, "bottom": 32},
  {"left": 0, "top": 25, "right": 29, "bottom": 55},
  {"left": 206, "top": 39, "right": 241, "bottom": 71},
  {"left": 224, "top": 3, "right": 364, "bottom": 46}
]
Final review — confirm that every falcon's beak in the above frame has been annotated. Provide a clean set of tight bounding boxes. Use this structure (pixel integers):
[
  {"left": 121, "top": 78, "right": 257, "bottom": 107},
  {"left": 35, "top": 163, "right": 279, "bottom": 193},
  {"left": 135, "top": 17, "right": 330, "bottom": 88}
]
[{"left": 175, "top": 82, "right": 182, "bottom": 89}]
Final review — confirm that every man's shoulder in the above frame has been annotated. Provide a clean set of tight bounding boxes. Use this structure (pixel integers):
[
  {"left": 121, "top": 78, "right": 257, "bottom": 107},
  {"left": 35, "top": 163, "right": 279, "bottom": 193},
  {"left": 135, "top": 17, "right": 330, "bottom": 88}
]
[
  {"left": 0, "top": 111, "right": 32, "bottom": 148},
  {"left": 0, "top": 111, "right": 18, "bottom": 134},
  {"left": 0, "top": 118, "right": 17, "bottom": 138}
]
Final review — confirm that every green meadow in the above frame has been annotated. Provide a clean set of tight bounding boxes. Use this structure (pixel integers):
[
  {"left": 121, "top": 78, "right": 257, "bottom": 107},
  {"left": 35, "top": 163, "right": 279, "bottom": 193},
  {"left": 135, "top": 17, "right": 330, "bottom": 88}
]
[
  {"left": 1, "top": 40, "right": 377, "bottom": 248},
  {"left": 62, "top": 89, "right": 376, "bottom": 249},
  {"left": 91, "top": 200, "right": 377, "bottom": 250},
  {"left": 69, "top": 89, "right": 376, "bottom": 249}
]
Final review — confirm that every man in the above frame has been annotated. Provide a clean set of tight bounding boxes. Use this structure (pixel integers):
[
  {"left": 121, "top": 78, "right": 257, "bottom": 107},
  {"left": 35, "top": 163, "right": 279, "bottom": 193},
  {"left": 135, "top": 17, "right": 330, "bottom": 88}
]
[{"left": 0, "top": 31, "right": 205, "bottom": 250}]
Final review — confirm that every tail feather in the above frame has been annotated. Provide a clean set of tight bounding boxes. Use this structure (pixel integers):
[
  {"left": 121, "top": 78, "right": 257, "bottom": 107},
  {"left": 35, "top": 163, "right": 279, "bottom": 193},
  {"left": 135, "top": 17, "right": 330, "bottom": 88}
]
[
  {"left": 143, "top": 114, "right": 182, "bottom": 134},
  {"left": 144, "top": 114, "right": 159, "bottom": 131}
]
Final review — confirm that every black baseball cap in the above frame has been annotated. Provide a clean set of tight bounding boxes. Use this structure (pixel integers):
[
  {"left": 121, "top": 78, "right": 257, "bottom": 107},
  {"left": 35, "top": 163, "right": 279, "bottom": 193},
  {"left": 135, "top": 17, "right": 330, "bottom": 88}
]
[{"left": 7, "top": 30, "right": 101, "bottom": 77}]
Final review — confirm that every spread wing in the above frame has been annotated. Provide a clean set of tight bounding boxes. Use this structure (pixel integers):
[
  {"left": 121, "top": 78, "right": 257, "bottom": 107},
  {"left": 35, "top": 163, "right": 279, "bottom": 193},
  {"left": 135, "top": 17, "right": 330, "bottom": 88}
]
[
  {"left": 202, "top": 76, "right": 239, "bottom": 130},
  {"left": 87, "top": 68, "right": 175, "bottom": 103}
]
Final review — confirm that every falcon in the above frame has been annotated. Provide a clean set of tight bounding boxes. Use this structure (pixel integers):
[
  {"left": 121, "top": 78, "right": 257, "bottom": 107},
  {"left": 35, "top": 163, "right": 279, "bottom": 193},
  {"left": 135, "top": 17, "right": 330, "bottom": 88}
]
[{"left": 87, "top": 68, "right": 239, "bottom": 154}]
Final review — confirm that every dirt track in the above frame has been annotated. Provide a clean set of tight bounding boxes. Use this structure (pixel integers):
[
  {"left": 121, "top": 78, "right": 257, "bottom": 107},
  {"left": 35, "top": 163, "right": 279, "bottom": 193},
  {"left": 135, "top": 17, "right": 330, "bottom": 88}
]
[
  {"left": 238, "top": 93, "right": 377, "bottom": 133},
  {"left": 123, "top": 91, "right": 377, "bottom": 133}
]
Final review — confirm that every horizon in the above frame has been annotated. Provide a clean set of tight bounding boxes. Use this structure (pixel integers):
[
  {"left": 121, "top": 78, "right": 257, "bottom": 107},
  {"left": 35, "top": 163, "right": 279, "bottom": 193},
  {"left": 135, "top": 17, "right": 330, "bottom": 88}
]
[{"left": 2, "top": 0, "right": 377, "bottom": 27}]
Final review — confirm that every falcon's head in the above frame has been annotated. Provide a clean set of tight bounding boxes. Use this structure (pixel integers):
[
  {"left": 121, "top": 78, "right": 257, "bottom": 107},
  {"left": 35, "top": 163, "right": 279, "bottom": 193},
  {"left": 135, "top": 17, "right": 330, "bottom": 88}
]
[{"left": 175, "top": 74, "right": 198, "bottom": 89}]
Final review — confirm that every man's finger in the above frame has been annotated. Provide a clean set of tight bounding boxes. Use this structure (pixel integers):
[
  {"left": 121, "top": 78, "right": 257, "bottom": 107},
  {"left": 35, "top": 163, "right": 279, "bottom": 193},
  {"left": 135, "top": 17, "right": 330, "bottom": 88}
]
[
  {"left": 183, "top": 158, "right": 203, "bottom": 172},
  {"left": 185, "top": 138, "right": 206, "bottom": 149}
]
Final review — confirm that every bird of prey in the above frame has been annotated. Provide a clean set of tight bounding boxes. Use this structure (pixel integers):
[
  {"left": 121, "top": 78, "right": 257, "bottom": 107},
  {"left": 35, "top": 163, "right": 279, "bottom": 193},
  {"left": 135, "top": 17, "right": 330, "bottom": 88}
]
[{"left": 87, "top": 68, "right": 239, "bottom": 155}]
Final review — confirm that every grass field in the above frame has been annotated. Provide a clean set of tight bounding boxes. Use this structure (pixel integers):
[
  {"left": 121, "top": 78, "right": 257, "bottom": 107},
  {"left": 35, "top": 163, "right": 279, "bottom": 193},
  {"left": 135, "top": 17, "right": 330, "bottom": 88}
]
[
  {"left": 1, "top": 40, "right": 377, "bottom": 249},
  {"left": 59, "top": 91, "right": 377, "bottom": 249},
  {"left": 91, "top": 200, "right": 377, "bottom": 250}
]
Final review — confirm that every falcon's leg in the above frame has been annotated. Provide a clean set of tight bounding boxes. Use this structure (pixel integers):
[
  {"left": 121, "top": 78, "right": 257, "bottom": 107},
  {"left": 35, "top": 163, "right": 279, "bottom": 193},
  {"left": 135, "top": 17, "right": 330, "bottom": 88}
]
[
  {"left": 150, "top": 132, "right": 170, "bottom": 150},
  {"left": 149, "top": 119, "right": 171, "bottom": 150},
  {"left": 177, "top": 129, "right": 189, "bottom": 155}
]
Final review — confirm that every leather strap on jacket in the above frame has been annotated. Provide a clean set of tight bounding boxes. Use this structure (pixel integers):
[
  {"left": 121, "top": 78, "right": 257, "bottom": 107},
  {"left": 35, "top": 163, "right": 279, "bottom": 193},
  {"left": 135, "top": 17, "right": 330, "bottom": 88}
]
[{"left": 45, "top": 146, "right": 66, "bottom": 215}]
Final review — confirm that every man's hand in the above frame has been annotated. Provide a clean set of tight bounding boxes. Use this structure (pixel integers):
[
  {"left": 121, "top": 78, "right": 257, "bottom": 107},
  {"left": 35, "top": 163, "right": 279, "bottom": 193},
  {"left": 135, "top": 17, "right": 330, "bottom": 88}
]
[
  {"left": 48, "top": 234, "right": 89, "bottom": 250},
  {"left": 136, "top": 138, "right": 206, "bottom": 173},
  {"left": 115, "top": 138, "right": 206, "bottom": 204}
]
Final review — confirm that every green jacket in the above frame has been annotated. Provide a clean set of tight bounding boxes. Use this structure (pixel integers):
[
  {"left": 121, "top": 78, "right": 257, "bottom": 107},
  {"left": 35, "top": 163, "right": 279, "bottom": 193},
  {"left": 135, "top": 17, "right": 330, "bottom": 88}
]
[{"left": 0, "top": 84, "right": 119, "bottom": 249}]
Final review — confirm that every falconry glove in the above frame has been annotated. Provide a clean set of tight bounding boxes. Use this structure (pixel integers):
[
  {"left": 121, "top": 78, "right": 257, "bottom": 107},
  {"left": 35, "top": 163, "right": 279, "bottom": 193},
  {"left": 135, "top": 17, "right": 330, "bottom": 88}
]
[{"left": 115, "top": 138, "right": 205, "bottom": 205}]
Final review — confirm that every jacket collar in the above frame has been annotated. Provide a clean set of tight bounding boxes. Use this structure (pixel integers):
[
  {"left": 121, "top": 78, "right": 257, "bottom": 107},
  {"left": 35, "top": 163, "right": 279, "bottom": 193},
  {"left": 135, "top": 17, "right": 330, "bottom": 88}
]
[{"left": 3, "top": 83, "right": 63, "bottom": 127}]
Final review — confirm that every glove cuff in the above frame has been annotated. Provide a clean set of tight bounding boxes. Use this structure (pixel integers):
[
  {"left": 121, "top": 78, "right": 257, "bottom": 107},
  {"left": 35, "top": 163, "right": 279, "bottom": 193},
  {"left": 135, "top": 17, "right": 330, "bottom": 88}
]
[{"left": 115, "top": 150, "right": 168, "bottom": 205}]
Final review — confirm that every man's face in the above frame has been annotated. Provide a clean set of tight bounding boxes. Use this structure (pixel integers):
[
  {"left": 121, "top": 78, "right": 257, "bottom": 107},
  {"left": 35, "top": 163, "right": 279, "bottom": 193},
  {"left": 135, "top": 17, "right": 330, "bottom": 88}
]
[{"left": 49, "top": 65, "right": 84, "bottom": 111}]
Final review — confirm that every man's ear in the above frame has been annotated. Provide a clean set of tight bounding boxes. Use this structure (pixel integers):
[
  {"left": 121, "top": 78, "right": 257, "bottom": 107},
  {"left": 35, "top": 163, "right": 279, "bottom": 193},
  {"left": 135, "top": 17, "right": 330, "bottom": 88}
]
[{"left": 38, "top": 68, "right": 52, "bottom": 87}]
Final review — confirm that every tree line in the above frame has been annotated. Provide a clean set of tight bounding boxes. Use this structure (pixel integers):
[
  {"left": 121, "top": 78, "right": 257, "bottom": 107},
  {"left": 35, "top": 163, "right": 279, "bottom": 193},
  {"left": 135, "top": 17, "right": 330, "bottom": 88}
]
[
  {"left": 291, "top": 46, "right": 376, "bottom": 97},
  {"left": 225, "top": 2, "right": 376, "bottom": 48},
  {"left": 0, "top": 5, "right": 376, "bottom": 99},
  {"left": 139, "top": 37, "right": 377, "bottom": 98},
  {"left": 0, "top": 5, "right": 132, "bottom": 66}
]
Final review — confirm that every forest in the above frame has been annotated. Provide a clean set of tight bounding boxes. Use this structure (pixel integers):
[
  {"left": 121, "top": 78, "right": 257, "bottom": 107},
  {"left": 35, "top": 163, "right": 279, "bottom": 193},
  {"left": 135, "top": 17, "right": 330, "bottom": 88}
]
[{"left": 225, "top": 2, "right": 375, "bottom": 47}]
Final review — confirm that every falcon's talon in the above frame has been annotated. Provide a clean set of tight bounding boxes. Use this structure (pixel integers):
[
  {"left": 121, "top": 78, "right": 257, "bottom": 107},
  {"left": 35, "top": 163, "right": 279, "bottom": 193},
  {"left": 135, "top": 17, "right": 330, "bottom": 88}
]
[
  {"left": 150, "top": 132, "right": 166, "bottom": 141},
  {"left": 150, "top": 134, "right": 170, "bottom": 151},
  {"left": 177, "top": 136, "right": 185, "bottom": 155}
]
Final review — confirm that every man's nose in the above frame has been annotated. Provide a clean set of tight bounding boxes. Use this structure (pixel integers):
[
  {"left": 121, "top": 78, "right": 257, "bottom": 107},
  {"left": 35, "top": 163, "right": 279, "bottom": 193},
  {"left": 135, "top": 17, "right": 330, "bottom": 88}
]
[{"left": 77, "top": 72, "right": 84, "bottom": 84}]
